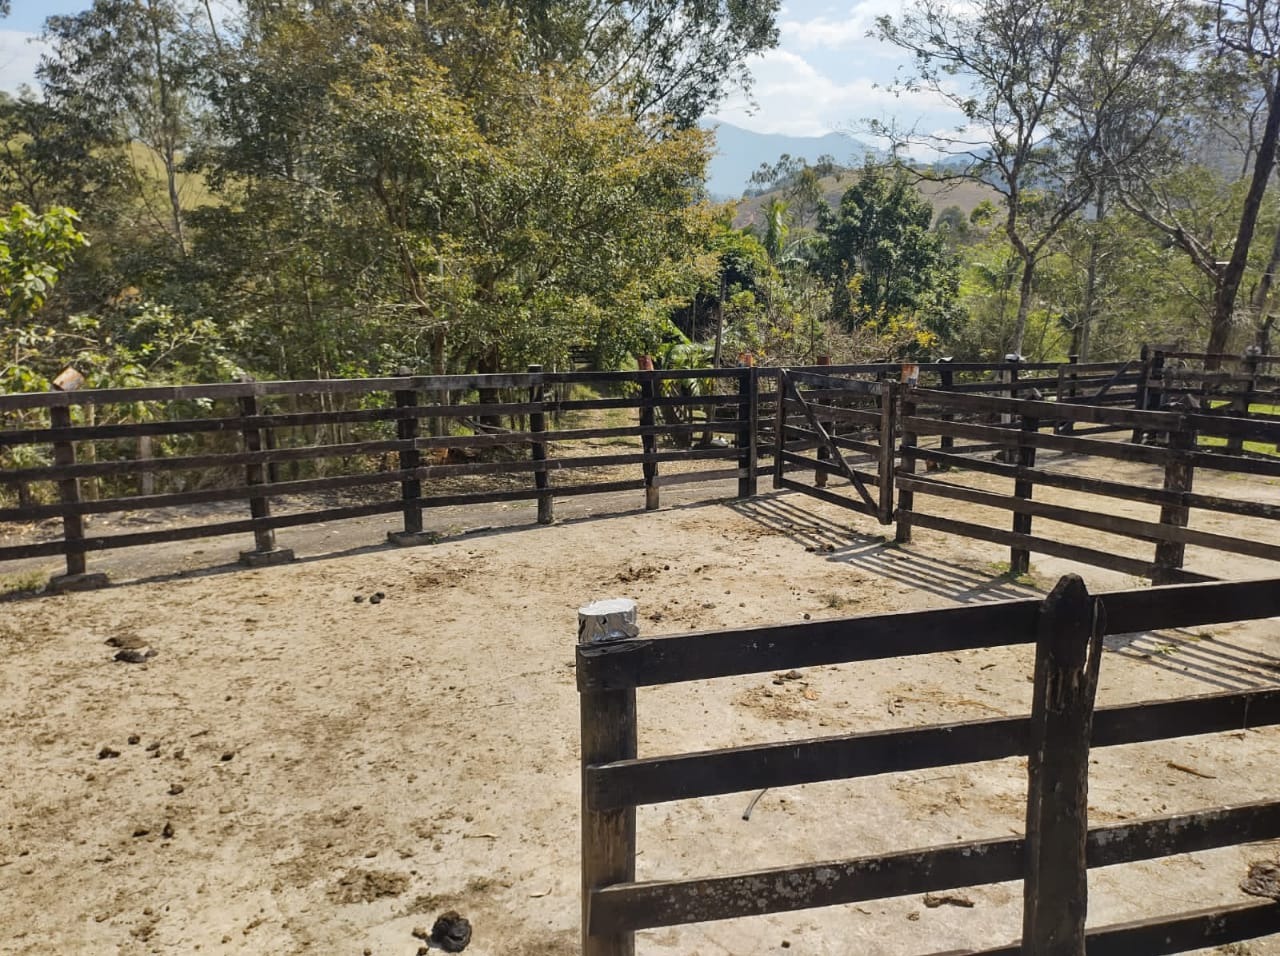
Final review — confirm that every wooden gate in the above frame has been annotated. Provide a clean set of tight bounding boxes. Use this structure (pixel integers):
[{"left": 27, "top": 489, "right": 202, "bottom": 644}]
[{"left": 772, "top": 367, "right": 896, "bottom": 523}]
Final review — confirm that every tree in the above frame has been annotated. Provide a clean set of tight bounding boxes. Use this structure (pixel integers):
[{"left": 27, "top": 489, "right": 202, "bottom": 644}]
[
  {"left": 39, "top": 0, "right": 201, "bottom": 258},
  {"left": 506, "top": 0, "right": 781, "bottom": 126},
  {"left": 876, "top": 0, "right": 1189, "bottom": 355},
  {"left": 812, "top": 166, "right": 958, "bottom": 336},
  {"left": 1103, "top": 0, "right": 1280, "bottom": 364}
]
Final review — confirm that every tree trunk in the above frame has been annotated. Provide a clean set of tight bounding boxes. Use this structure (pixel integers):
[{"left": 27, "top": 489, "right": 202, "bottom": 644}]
[
  {"left": 147, "top": 0, "right": 186, "bottom": 257},
  {"left": 1079, "top": 185, "right": 1106, "bottom": 362},
  {"left": 1250, "top": 212, "right": 1280, "bottom": 321},
  {"left": 1206, "top": 79, "right": 1280, "bottom": 368},
  {"left": 1010, "top": 256, "right": 1037, "bottom": 356}
]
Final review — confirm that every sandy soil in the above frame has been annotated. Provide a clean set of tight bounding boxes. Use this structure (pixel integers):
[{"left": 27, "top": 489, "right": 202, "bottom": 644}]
[{"left": 2, "top": 471, "right": 1280, "bottom": 955}]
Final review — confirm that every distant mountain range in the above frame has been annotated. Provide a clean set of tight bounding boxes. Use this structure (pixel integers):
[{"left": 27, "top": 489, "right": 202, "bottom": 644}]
[{"left": 702, "top": 120, "right": 877, "bottom": 199}]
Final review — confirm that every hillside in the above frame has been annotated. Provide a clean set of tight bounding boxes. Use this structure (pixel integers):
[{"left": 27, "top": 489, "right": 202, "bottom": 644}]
[
  {"left": 731, "top": 168, "right": 998, "bottom": 230},
  {"left": 703, "top": 120, "right": 876, "bottom": 199}
]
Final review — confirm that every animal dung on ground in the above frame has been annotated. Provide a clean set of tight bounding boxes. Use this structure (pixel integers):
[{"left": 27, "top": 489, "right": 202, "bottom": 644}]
[
  {"left": 1241, "top": 860, "right": 1280, "bottom": 900},
  {"left": 106, "top": 633, "right": 157, "bottom": 663},
  {"left": 429, "top": 911, "right": 472, "bottom": 952}
]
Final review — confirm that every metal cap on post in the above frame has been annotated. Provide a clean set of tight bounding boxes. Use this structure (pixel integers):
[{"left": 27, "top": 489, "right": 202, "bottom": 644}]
[{"left": 578, "top": 597, "right": 638, "bottom": 956}]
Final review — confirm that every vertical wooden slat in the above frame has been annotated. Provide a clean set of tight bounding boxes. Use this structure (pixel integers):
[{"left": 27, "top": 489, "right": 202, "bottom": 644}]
[
  {"left": 50, "top": 404, "right": 87, "bottom": 578},
  {"left": 1060, "top": 354, "right": 1079, "bottom": 435},
  {"left": 1153, "top": 416, "right": 1196, "bottom": 584},
  {"left": 530, "top": 364, "right": 554, "bottom": 524},
  {"left": 638, "top": 356, "right": 659, "bottom": 510},
  {"left": 773, "top": 370, "right": 787, "bottom": 489},
  {"left": 1009, "top": 413, "right": 1040, "bottom": 576},
  {"left": 939, "top": 358, "right": 955, "bottom": 460},
  {"left": 237, "top": 389, "right": 293, "bottom": 566},
  {"left": 395, "top": 368, "right": 424, "bottom": 535},
  {"left": 1228, "top": 352, "right": 1259, "bottom": 455},
  {"left": 878, "top": 377, "right": 897, "bottom": 524},
  {"left": 1023, "top": 574, "right": 1105, "bottom": 956},
  {"left": 737, "top": 362, "right": 758, "bottom": 499},
  {"left": 814, "top": 355, "right": 831, "bottom": 487},
  {"left": 579, "top": 600, "right": 639, "bottom": 956},
  {"left": 896, "top": 392, "right": 918, "bottom": 544}
]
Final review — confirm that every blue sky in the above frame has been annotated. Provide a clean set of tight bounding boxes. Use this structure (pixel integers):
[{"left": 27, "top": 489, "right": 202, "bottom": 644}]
[{"left": 0, "top": 0, "right": 964, "bottom": 149}]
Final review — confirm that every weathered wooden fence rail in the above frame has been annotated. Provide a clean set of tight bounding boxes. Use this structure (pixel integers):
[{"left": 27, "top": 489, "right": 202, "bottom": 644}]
[
  {"left": 0, "top": 367, "right": 759, "bottom": 586},
  {"left": 576, "top": 575, "right": 1280, "bottom": 955},
  {"left": 892, "top": 382, "right": 1280, "bottom": 583}
]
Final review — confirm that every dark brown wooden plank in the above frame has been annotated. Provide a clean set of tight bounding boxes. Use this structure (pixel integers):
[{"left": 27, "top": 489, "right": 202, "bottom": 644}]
[
  {"left": 904, "top": 511, "right": 1164, "bottom": 578},
  {"left": 897, "top": 475, "right": 1280, "bottom": 562},
  {"left": 907, "top": 386, "right": 1183, "bottom": 430},
  {"left": 932, "top": 899, "right": 1280, "bottom": 956},
  {"left": 587, "top": 801, "right": 1280, "bottom": 933},
  {"left": 576, "top": 595, "right": 1042, "bottom": 691},
  {"left": 586, "top": 686, "right": 1280, "bottom": 809},
  {"left": 907, "top": 445, "right": 1280, "bottom": 521},
  {"left": 1101, "top": 576, "right": 1280, "bottom": 633},
  {"left": 902, "top": 415, "right": 1170, "bottom": 466}
]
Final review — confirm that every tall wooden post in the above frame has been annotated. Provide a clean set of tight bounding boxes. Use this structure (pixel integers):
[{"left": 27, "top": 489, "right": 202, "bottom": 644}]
[
  {"left": 877, "top": 376, "right": 897, "bottom": 524},
  {"left": 1009, "top": 412, "right": 1040, "bottom": 576},
  {"left": 773, "top": 369, "right": 788, "bottom": 490},
  {"left": 47, "top": 404, "right": 108, "bottom": 592},
  {"left": 638, "top": 356, "right": 659, "bottom": 510},
  {"left": 736, "top": 361, "right": 758, "bottom": 499},
  {"left": 814, "top": 355, "right": 831, "bottom": 487},
  {"left": 579, "top": 598, "right": 639, "bottom": 956},
  {"left": 1153, "top": 415, "right": 1196, "bottom": 584},
  {"left": 238, "top": 386, "right": 294, "bottom": 567},
  {"left": 1227, "top": 351, "right": 1260, "bottom": 455},
  {"left": 388, "top": 368, "right": 435, "bottom": 546},
  {"left": 896, "top": 391, "right": 918, "bottom": 544},
  {"left": 938, "top": 357, "right": 955, "bottom": 461},
  {"left": 1022, "top": 574, "right": 1105, "bottom": 956},
  {"left": 530, "top": 364, "right": 555, "bottom": 524},
  {"left": 1058, "top": 354, "right": 1079, "bottom": 435}
]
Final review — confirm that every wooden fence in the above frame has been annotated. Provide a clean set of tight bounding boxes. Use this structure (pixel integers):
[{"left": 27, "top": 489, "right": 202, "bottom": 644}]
[
  {"left": 576, "top": 575, "right": 1280, "bottom": 955},
  {"left": 0, "top": 366, "right": 758, "bottom": 586},
  {"left": 894, "top": 384, "right": 1280, "bottom": 584},
  {"left": 4, "top": 350, "right": 1280, "bottom": 589}
]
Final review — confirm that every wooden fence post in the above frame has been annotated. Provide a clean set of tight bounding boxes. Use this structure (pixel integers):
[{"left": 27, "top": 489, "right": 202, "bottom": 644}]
[
  {"left": 530, "top": 364, "right": 555, "bottom": 524},
  {"left": 1009, "top": 413, "right": 1040, "bottom": 576},
  {"left": 773, "top": 369, "right": 787, "bottom": 490},
  {"left": 896, "top": 389, "right": 918, "bottom": 544},
  {"left": 579, "top": 598, "right": 639, "bottom": 956},
  {"left": 388, "top": 368, "right": 435, "bottom": 546},
  {"left": 47, "top": 403, "right": 108, "bottom": 592},
  {"left": 737, "top": 360, "right": 758, "bottom": 499},
  {"left": 1227, "top": 351, "right": 1260, "bottom": 455},
  {"left": 878, "top": 376, "right": 898, "bottom": 524},
  {"left": 938, "top": 357, "right": 955, "bottom": 461},
  {"left": 638, "top": 356, "right": 659, "bottom": 510},
  {"left": 238, "top": 386, "right": 294, "bottom": 567},
  {"left": 1022, "top": 574, "right": 1106, "bottom": 956},
  {"left": 1153, "top": 414, "right": 1196, "bottom": 584},
  {"left": 1000, "top": 355, "right": 1021, "bottom": 462},
  {"left": 1057, "top": 354, "right": 1079, "bottom": 435},
  {"left": 814, "top": 355, "right": 831, "bottom": 487}
]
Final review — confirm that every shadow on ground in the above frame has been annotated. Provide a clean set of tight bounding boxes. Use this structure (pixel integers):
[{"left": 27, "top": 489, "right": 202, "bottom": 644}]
[{"left": 729, "top": 491, "right": 1043, "bottom": 605}]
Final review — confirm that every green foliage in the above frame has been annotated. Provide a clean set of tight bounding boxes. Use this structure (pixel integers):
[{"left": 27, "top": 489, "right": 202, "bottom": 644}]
[
  {"left": 0, "top": 203, "right": 86, "bottom": 321},
  {"left": 812, "top": 166, "right": 958, "bottom": 342}
]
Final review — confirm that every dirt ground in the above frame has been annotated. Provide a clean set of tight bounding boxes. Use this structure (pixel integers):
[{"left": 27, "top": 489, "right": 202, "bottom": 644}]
[{"left": 2, "top": 465, "right": 1280, "bottom": 955}]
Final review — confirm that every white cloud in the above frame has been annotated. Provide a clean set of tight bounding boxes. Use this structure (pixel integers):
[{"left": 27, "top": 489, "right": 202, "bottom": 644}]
[
  {"left": 0, "top": 30, "right": 44, "bottom": 95},
  {"left": 715, "top": 47, "right": 966, "bottom": 148},
  {"left": 781, "top": 0, "right": 905, "bottom": 50}
]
